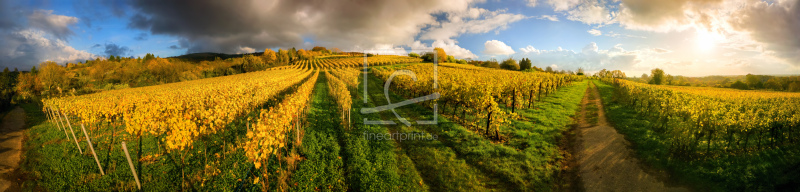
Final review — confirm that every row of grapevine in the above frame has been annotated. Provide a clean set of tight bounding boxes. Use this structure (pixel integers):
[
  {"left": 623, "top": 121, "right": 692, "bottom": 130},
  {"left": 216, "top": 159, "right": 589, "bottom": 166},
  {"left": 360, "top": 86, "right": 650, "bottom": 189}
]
[
  {"left": 610, "top": 79, "right": 800, "bottom": 158},
  {"left": 329, "top": 68, "right": 360, "bottom": 90},
  {"left": 373, "top": 63, "right": 583, "bottom": 139},
  {"left": 292, "top": 55, "right": 423, "bottom": 69},
  {"left": 325, "top": 71, "right": 353, "bottom": 129},
  {"left": 43, "top": 68, "right": 313, "bottom": 151},
  {"left": 244, "top": 71, "right": 319, "bottom": 184}
]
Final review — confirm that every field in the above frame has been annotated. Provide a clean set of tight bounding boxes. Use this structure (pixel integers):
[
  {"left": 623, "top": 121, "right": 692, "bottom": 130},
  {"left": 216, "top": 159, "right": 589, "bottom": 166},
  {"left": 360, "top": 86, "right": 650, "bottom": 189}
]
[{"left": 9, "top": 55, "right": 800, "bottom": 191}]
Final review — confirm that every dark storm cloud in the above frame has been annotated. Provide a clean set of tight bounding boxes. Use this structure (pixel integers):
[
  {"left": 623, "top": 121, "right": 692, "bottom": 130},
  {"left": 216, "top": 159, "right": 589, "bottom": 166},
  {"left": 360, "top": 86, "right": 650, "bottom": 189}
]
[
  {"left": 104, "top": 43, "right": 132, "bottom": 57},
  {"left": 72, "top": 0, "right": 128, "bottom": 28},
  {"left": 133, "top": 32, "right": 148, "bottom": 41},
  {"left": 127, "top": 0, "right": 475, "bottom": 54},
  {"left": 91, "top": 44, "right": 101, "bottom": 48}
]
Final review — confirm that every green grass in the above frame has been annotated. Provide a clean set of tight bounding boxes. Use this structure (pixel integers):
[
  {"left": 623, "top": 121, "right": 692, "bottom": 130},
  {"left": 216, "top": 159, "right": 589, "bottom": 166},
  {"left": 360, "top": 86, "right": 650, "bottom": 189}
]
[{"left": 593, "top": 80, "right": 800, "bottom": 191}]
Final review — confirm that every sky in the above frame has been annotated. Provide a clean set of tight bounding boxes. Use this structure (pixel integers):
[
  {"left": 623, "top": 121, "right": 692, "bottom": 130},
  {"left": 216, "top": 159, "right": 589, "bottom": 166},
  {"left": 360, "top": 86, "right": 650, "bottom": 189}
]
[{"left": 0, "top": 0, "right": 799, "bottom": 77}]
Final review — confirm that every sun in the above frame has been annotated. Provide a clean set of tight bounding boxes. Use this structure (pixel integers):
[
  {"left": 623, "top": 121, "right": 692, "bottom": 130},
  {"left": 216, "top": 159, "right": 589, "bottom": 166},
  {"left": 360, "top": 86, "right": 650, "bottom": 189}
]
[{"left": 695, "top": 30, "right": 722, "bottom": 52}]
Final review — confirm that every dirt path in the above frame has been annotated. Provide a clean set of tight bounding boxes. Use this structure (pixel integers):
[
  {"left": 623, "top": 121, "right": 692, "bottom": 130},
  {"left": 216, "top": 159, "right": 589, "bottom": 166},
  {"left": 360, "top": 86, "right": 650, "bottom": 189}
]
[
  {"left": 0, "top": 107, "right": 25, "bottom": 192},
  {"left": 573, "top": 82, "right": 687, "bottom": 192}
]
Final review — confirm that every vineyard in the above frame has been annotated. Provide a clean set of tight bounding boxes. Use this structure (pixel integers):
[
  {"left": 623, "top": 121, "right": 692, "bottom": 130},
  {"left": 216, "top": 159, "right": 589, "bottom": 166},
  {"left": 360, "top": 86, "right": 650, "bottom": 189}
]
[
  {"left": 11, "top": 54, "right": 800, "bottom": 191},
  {"left": 610, "top": 79, "right": 800, "bottom": 157},
  {"left": 599, "top": 79, "right": 800, "bottom": 190}
]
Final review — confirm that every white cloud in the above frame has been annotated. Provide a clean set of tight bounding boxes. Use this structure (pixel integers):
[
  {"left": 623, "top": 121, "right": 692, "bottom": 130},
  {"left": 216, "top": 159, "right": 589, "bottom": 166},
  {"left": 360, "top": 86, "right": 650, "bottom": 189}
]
[
  {"left": 565, "top": 1, "right": 611, "bottom": 25},
  {"left": 520, "top": 45, "right": 541, "bottom": 54},
  {"left": 27, "top": 9, "right": 79, "bottom": 40},
  {"left": 0, "top": 8, "right": 94, "bottom": 69},
  {"left": 409, "top": 39, "right": 477, "bottom": 59},
  {"left": 545, "top": 0, "right": 612, "bottom": 25},
  {"left": 420, "top": 8, "right": 528, "bottom": 41},
  {"left": 483, "top": 40, "right": 515, "bottom": 55},
  {"left": 546, "top": 0, "right": 581, "bottom": 11},
  {"left": 536, "top": 15, "right": 559, "bottom": 21},
  {"left": 1, "top": 29, "right": 96, "bottom": 68},
  {"left": 526, "top": 0, "right": 538, "bottom": 7},
  {"left": 235, "top": 46, "right": 256, "bottom": 54},
  {"left": 587, "top": 29, "right": 602, "bottom": 36}
]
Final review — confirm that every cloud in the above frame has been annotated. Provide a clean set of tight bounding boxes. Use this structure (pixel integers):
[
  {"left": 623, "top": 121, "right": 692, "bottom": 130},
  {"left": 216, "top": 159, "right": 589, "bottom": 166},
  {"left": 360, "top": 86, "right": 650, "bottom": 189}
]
[
  {"left": 104, "top": 43, "right": 132, "bottom": 56},
  {"left": 91, "top": 44, "right": 102, "bottom": 49},
  {"left": 651, "top": 48, "right": 672, "bottom": 54},
  {"left": 483, "top": 40, "right": 515, "bottom": 55},
  {"left": 27, "top": 10, "right": 79, "bottom": 40},
  {"left": 518, "top": 42, "right": 642, "bottom": 71},
  {"left": 728, "top": 0, "right": 800, "bottom": 64},
  {"left": 128, "top": 0, "right": 490, "bottom": 54},
  {"left": 587, "top": 29, "right": 602, "bottom": 36},
  {"left": 616, "top": 0, "right": 723, "bottom": 32},
  {"left": 418, "top": 8, "right": 528, "bottom": 41},
  {"left": 168, "top": 45, "right": 181, "bottom": 49},
  {"left": 0, "top": 29, "right": 95, "bottom": 68},
  {"left": 0, "top": 4, "right": 94, "bottom": 69},
  {"left": 526, "top": 0, "right": 538, "bottom": 7},
  {"left": 133, "top": 32, "right": 148, "bottom": 41},
  {"left": 410, "top": 39, "right": 478, "bottom": 59},
  {"left": 546, "top": 0, "right": 611, "bottom": 25},
  {"left": 535, "top": 15, "right": 559, "bottom": 22},
  {"left": 604, "top": 31, "right": 647, "bottom": 38},
  {"left": 235, "top": 46, "right": 255, "bottom": 54},
  {"left": 520, "top": 45, "right": 541, "bottom": 54}
]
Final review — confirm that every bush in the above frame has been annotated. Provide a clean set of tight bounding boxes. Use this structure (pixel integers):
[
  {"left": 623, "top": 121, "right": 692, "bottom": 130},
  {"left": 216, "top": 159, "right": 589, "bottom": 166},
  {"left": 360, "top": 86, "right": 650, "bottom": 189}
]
[
  {"left": 408, "top": 53, "right": 420, "bottom": 58},
  {"left": 500, "top": 58, "right": 519, "bottom": 71}
]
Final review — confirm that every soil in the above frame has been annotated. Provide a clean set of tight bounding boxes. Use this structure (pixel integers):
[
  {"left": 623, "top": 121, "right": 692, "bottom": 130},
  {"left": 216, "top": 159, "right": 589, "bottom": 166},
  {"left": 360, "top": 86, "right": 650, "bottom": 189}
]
[
  {"left": 0, "top": 107, "right": 25, "bottom": 192},
  {"left": 572, "top": 82, "right": 688, "bottom": 192}
]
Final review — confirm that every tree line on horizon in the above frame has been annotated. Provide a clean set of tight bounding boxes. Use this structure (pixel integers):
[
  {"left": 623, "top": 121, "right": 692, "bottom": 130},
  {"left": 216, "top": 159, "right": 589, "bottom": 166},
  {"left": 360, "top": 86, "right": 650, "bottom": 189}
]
[{"left": 634, "top": 68, "right": 800, "bottom": 92}]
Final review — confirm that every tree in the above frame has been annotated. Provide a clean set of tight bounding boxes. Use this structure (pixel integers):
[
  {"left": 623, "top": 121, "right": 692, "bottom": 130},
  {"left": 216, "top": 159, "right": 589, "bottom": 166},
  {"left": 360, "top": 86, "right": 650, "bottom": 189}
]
[
  {"left": 519, "top": 58, "right": 532, "bottom": 71},
  {"left": 39, "top": 61, "right": 70, "bottom": 96},
  {"left": 665, "top": 74, "right": 674, "bottom": 85},
  {"left": 765, "top": 78, "right": 782, "bottom": 90},
  {"left": 311, "top": 46, "right": 328, "bottom": 52},
  {"left": 457, "top": 59, "right": 467, "bottom": 64},
  {"left": 297, "top": 49, "right": 312, "bottom": 60},
  {"left": 263, "top": 49, "right": 277, "bottom": 66},
  {"left": 434, "top": 47, "right": 447, "bottom": 63},
  {"left": 576, "top": 67, "right": 584, "bottom": 75},
  {"left": 788, "top": 82, "right": 800, "bottom": 92},
  {"left": 14, "top": 72, "right": 41, "bottom": 100},
  {"left": 500, "top": 58, "right": 519, "bottom": 70},
  {"left": 483, "top": 59, "right": 500, "bottom": 68},
  {"left": 446, "top": 55, "right": 456, "bottom": 63},
  {"left": 545, "top": 66, "right": 553, "bottom": 73},
  {"left": 408, "top": 52, "right": 420, "bottom": 58},
  {"left": 648, "top": 68, "right": 665, "bottom": 85},
  {"left": 331, "top": 48, "right": 342, "bottom": 54},
  {"left": 242, "top": 54, "right": 266, "bottom": 72},
  {"left": 731, "top": 80, "right": 749, "bottom": 90},
  {"left": 745, "top": 74, "right": 763, "bottom": 89}
]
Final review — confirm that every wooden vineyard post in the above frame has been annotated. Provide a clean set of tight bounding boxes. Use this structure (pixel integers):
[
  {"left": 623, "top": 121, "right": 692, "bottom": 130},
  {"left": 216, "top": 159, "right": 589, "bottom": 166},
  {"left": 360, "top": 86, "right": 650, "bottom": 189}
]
[
  {"left": 60, "top": 110, "right": 83, "bottom": 154},
  {"left": 486, "top": 109, "right": 492, "bottom": 136},
  {"left": 122, "top": 142, "right": 142, "bottom": 190},
  {"left": 511, "top": 88, "right": 516, "bottom": 113},
  {"left": 81, "top": 124, "right": 104, "bottom": 175},
  {"left": 51, "top": 108, "right": 69, "bottom": 139}
]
